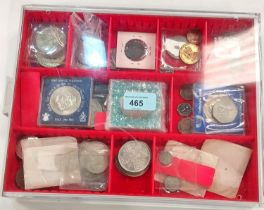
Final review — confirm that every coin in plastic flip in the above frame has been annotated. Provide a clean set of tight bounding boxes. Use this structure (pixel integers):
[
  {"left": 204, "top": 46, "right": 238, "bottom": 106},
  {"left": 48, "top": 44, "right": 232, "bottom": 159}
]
[
  {"left": 212, "top": 96, "right": 238, "bottom": 124},
  {"left": 117, "top": 140, "right": 151, "bottom": 177},
  {"left": 187, "top": 29, "right": 202, "bottom": 45},
  {"left": 49, "top": 86, "right": 82, "bottom": 116},
  {"left": 164, "top": 35, "right": 187, "bottom": 59},
  {"left": 180, "top": 84, "right": 193, "bottom": 100},
  {"left": 36, "top": 53, "right": 65, "bottom": 68},
  {"left": 34, "top": 26, "right": 66, "bottom": 56},
  {"left": 164, "top": 176, "right": 181, "bottom": 193},
  {"left": 124, "top": 39, "right": 148, "bottom": 61},
  {"left": 15, "top": 167, "right": 25, "bottom": 190},
  {"left": 179, "top": 43, "right": 200, "bottom": 65},
  {"left": 178, "top": 117, "right": 193, "bottom": 134},
  {"left": 159, "top": 151, "right": 173, "bottom": 166},
  {"left": 177, "top": 103, "right": 192, "bottom": 116}
]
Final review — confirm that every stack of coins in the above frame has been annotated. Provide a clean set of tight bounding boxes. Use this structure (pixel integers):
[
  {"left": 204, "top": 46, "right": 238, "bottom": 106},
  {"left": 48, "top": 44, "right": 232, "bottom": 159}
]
[
  {"left": 116, "top": 140, "right": 151, "bottom": 177},
  {"left": 31, "top": 25, "right": 67, "bottom": 67}
]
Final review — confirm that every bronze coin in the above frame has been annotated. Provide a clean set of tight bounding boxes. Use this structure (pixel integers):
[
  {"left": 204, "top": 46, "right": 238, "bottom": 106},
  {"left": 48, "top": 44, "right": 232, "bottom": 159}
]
[
  {"left": 15, "top": 167, "right": 25, "bottom": 190},
  {"left": 187, "top": 29, "right": 202, "bottom": 45},
  {"left": 178, "top": 118, "right": 193, "bottom": 134},
  {"left": 180, "top": 84, "right": 193, "bottom": 100}
]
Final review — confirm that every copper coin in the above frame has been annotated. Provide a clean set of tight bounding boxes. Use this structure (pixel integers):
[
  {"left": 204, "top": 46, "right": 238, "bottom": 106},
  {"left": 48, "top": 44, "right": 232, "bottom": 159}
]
[
  {"left": 178, "top": 118, "right": 193, "bottom": 134},
  {"left": 187, "top": 29, "right": 202, "bottom": 45},
  {"left": 15, "top": 167, "right": 25, "bottom": 190},
  {"left": 179, "top": 43, "right": 200, "bottom": 65},
  {"left": 180, "top": 84, "right": 193, "bottom": 100}
]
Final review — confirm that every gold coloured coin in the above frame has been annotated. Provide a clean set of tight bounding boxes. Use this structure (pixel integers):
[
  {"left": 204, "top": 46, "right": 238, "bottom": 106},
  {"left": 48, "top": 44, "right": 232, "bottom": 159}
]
[{"left": 179, "top": 43, "right": 200, "bottom": 65}]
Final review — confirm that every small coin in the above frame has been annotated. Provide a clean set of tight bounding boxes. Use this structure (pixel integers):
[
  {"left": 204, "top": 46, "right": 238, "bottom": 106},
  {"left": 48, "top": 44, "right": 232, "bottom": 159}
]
[
  {"left": 158, "top": 151, "right": 173, "bottom": 166},
  {"left": 15, "top": 167, "right": 25, "bottom": 190},
  {"left": 34, "top": 26, "right": 66, "bottom": 57},
  {"left": 88, "top": 98, "right": 103, "bottom": 127},
  {"left": 164, "top": 176, "right": 181, "bottom": 193},
  {"left": 177, "top": 103, "right": 192, "bottom": 116},
  {"left": 79, "top": 141, "right": 109, "bottom": 174},
  {"left": 180, "top": 84, "right": 193, "bottom": 100},
  {"left": 164, "top": 35, "right": 187, "bottom": 59},
  {"left": 179, "top": 43, "right": 200, "bottom": 65},
  {"left": 212, "top": 96, "right": 238, "bottom": 124},
  {"left": 49, "top": 86, "right": 82, "bottom": 116},
  {"left": 178, "top": 118, "right": 193, "bottom": 134},
  {"left": 117, "top": 140, "right": 151, "bottom": 177},
  {"left": 124, "top": 39, "right": 148, "bottom": 61},
  {"left": 187, "top": 29, "right": 202, "bottom": 45},
  {"left": 36, "top": 53, "right": 65, "bottom": 68}
]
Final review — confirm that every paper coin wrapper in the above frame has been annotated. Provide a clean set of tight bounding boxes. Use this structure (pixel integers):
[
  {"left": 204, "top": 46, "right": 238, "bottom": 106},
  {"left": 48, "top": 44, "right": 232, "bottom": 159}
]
[
  {"left": 201, "top": 139, "right": 252, "bottom": 199},
  {"left": 155, "top": 140, "right": 219, "bottom": 197},
  {"left": 21, "top": 136, "right": 81, "bottom": 190}
]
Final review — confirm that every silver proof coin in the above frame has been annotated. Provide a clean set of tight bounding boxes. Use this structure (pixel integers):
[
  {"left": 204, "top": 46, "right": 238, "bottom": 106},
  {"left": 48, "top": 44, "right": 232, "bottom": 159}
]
[
  {"left": 178, "top": 117, "right": 193, "bottom": 134},
  {"left": 177, "top": 103, "right": 192, "bottom": 116},
  {"left": 49, "top": 86, "right": 82, "bottom": 116},
  {"left": 34, "top": 26, "right": 66, "bottom": 56},
  {"left": 36, "top": 53, "right": 65, "bottom": 68},
  {"left": 124, "top": 39, "right": 148, "bottom": 61},
  {"left": 212, "top": 96, "right": 238, "bottom": 124},
  {"left": 117, "top": 140, "right": 151, "bottom": 176},
  {"left": 88, "top": 98, "right": 103, "bottom": 127},
  {"left": 79, "top": 141, "right": 109, "bottom": 174},
  {"left": 180, "top": 84, "right": 193, "bottom": 100},
  {"left": 164, "top": 176, "right": 181, "bottom": 193},
  {"left": 158, "top": 151, "right": 173, "bottom": 166},
  {"left": 164, "top": 35, "right": 187, "bottom": 59}
]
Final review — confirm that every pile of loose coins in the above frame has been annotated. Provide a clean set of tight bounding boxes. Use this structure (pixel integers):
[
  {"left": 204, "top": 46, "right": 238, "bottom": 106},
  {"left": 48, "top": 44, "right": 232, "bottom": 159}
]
[{"left": 178, "top": 84, "right": 193, "bottom": 133}]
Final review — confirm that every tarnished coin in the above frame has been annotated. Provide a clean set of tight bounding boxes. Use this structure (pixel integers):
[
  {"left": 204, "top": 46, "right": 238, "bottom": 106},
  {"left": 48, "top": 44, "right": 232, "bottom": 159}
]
[
  {"left": 164, "top": 35, "right": 187, "bottom": 59},
  {"left": 15, "top": 167, "right": 25, "bottom": 190},
  {"left": 179, "top": 43, "right": 200, "bottom": 65},
  {"left": 164, "top": 176, "right": 181, "bottom": 193},
  {"left": 88, "top": 98, "right": 103, "bottom": 127},
  {"left": 124, "top": 39, "right": 148, "bottom": 61},
  {"left": 178, "top": 117, "right": 193, "bottom": 134},
  {"left": 49, "top": 86, "right": 81, "bottom": 116},
  {"left": 159, "top": 151, "right": 173, "bottom": 166},
  {"left": 117, "top": 140, "right": 151, "bottom": 177},
  {"left": 79, "top": 141, "right": 109, "bottom": 174},
  {"left": 177, "top": 103, "right": 192, "bottom": 116},
  {"left": 187, "top": 29, "right": 202, "bottom": 45},
  {"left": 212, "top": 96, "right": 238, "bottom": 123},
  {"left": 36, "top": 53, "right": 65, "bottom": 68},
  {"left": 34, "top": 26, "right": 66, "bottom": 56},
  {"left": 180, "top": 84, "right": 193, "bottom": 100}
]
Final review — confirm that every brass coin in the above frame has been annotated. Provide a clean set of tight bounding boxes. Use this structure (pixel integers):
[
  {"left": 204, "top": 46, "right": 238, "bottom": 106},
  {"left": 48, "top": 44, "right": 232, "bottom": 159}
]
[
  {"left": 178, "top": 118, "right": 193, "bottom": 134},
  {"left": 187, "top": 29, "right": 202, "bottom": 45},
  {"left": 179, "top": 43, "right": 200, "bottom": 65},
  {"left": 15, "top": 167, "right": 25, "bottom": 190}
]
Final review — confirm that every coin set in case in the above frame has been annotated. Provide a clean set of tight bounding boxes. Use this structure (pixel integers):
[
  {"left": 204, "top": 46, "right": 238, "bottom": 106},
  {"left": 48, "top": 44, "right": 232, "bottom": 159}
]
[{"left": 2, "top": 6, "right": 263, "bottom": 209}]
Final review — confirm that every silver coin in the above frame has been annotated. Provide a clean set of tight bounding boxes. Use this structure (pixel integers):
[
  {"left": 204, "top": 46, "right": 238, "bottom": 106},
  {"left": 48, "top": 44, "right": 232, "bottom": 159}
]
[
  {"left": 164, "top": 176, "right": 181, "bottom": 193},
  {"left": 164, "top": 35, "right": 187, "bottom": 59},
  {"left": 49, "top": 86, "right": 81, "bottom": 116},
  {"left": 117, "top": 140, "right": 151, "bottom": 176},
  {"left": 178, "top": 117, "right": 193, "bottom": 134},
  {"left": 88, "top": 98, "right": 103, "bottom": 127},
  {"left": 212, "top": 96, "right": 238, "bottom": 124},
  {"left": 158, "top": 151, "right": 173, "bottom": 166},
  {"left": 79, "top": 141, "right": 109, "bottom": 174},
  {"left": 180, "top": 84, "right": 193, "bottom": 100},
  {"left": 36, "top": 53, "right": 65, "bottom": 68},
  {"left": 34, "top": 26, "right": 66, "bottom": 56},
  {"left": 177, "top": 103, "right": 192, "bottom": 116},
  {"left": 203, "top": 95, "right": 221, "bottom": 123}
]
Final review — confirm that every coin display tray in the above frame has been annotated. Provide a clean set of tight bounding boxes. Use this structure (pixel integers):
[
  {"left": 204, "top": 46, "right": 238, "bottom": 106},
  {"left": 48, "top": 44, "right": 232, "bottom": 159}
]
[{"left": 3, "top": 9, "right": 259, "bottom": 203}]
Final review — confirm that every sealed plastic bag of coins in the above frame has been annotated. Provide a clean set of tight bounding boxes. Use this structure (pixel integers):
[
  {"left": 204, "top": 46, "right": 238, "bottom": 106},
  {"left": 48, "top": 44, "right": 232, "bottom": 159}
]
[
  {"left": 27, "top": 23, "right": 68, "bottom": 68},
  {"left": 21, "top": 136, "right": 81, "bottom": 190},
  {"left": 70, "top": 13, "right": 108, "bottom": 69},
  {"left": 193, "top": 84, "right": 245, "bottom": 134},
  {"left": 106, "top": 79, "right": 167, "bottom": 132},
  {"left": 160, "top": 30, "right": 202, "bottom": 73},
  {"left": 154, "top": 140, "right": 218, "bottom": 197},
  {"left": 60, "top": 141, "right": 109, "bottom": 191}
]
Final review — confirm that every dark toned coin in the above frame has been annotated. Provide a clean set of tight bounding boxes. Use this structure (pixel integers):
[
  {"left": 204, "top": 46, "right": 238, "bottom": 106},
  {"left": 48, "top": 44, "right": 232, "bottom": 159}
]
[
  {"left": 177, "top": 103, "right": 192, "bottom": 116},
  {"left": 180, "top": 84, "right": 193, "bottom": 100},
  {"left": 15, "top": 167, "right": 25, "bottom": 190},
  {"left": 124, "top": 39, "right": 148, "bottom": 61},
  {"left": 158, "top": 151, "right": 173, "bottom": 166},
  {"left": 187, "top": 29, "right": 202, "bottom": 45},
  {"left": 178, "top": 117, "right": 193, "bottom": 134},
  {"left": 164, "top": 176, "right": 181, "bottom": 193}
]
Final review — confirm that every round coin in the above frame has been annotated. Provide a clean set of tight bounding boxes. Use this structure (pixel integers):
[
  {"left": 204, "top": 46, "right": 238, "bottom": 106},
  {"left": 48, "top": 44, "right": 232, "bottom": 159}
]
[
  {"left": 212, "top": 96, "right": 238, "bottom": 124},
  {"left": 15, "top": 167, "right": 25, "bottom": 190},
  {"left": 180, "top": 84, "right": 193, "bottom": 100},
  {"left": 158, "top": 151, "right": 173, "bottom": 166},
  {"left": 49, "top": 86, "right": 82, "bottom": 116},
  {"left": 179, "top": 43, "right": 200, "bottom": 65},
  {"left": 164, "top": 176, "right": 181, "bottom": 193},
  {"left": 177, "top": 103, "right": 192, "bottom": 116},
  {"left": 164, "top": 35, "right": 187, "bottom": 59},
  {"left": 124, "top": 39, "right": 148, "bottom": 61},
  {"left": 79, "top": 141, "right": 109, "bottom": 174},
  {"left": 187, "top": 29, "right": 202, "bottom": 45},
  {"left": 36, "top": 53, "right": 65, "bottom": 68},
  {"left": 117, "top": 140, "right": 151, "bottom": 177},
  {"left": 178, "top": 117, "right": 193, "bottom": 134},
  {"left": 34, "top": 26, "right": 66, "bottom": 57}
]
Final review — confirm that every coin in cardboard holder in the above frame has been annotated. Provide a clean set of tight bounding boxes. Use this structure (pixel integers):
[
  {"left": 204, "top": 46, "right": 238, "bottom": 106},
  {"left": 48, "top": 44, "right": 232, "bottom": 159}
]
[{"left": 116, "top": 32, "right": 156, "bottom": 70}]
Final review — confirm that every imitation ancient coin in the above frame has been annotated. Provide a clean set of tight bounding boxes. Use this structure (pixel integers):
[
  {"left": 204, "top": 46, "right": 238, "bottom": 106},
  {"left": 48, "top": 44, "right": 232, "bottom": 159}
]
[
  {"left": 164, "top": 35, "right": 187, "bottom": 59},
  {"left": 124, "top": 39, "right": 148, "bottom": 61},
  {"left": 164, "top": 176, "right": 181, "bottom": 193},
  {"left": 117, "top": 140, "right": 151, "bottom": 176},
  {"left": 179, "top": 43, "right": 200, "bottom": 65},
  {"left": 178, "top": 117, "right": 193, "bottom": 134},
  {"left": 49, "top": 86, "right": 82, "bottom": 116},
  {"left": 177, "top": 103, "right": 192, "bottom": 116},
  {"left": 187, "top": 29, "right": 202, "bottom": 45},
  {"left": 159, "top": 151, "right": 173, "bottom": 166},
  {"left": 180, "top": 84, "right": 193, "bottom": 100}
]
